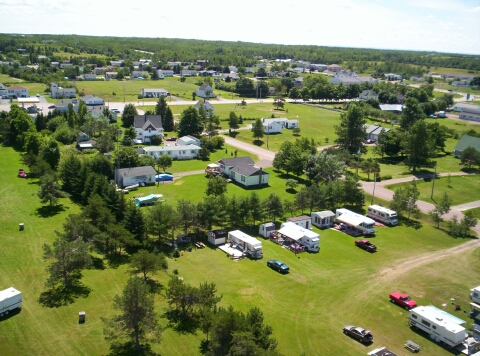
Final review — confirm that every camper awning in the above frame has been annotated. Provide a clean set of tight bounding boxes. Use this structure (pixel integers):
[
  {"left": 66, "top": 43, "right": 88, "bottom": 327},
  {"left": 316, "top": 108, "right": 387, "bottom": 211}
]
[
  {"left": 278, "top": 224, "right": 303, "bottom": 241},
  {"left": 336, "top": 214, "right": 364, "bottom": 227}
]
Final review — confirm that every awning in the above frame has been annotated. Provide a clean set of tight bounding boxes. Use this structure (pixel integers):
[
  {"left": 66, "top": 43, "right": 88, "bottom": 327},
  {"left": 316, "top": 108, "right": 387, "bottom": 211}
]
[{"left": 336, "top": 214, "right": 364, "bottom": 227}]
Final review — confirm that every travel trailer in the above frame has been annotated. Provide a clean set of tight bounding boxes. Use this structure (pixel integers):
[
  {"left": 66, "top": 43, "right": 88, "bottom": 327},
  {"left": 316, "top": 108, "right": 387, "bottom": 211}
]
[
  {"left": 0, "top": 287, "right": 22, "bottom": 317},
  {"left": 367, "top": 205, "right": 398, "bottom": 226},
  {"left": 278, "top": 222, "right": 320, "bottom": 252},
  {"left": 228, "top": 230, "right": 263, "bottom": 259},
  {"left": 335, "top": 208, "right": 376, "bottom": 234}
]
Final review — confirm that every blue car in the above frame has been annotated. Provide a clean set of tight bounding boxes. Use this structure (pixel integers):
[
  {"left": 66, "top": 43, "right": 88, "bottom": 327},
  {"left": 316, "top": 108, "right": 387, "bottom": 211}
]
[{"left": 155, "top": 173, "right": 173, "bottom": 182}]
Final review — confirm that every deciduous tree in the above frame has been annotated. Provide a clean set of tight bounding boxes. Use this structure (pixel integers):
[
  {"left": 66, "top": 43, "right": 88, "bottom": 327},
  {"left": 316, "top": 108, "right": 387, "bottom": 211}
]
[
  {"left": 178, "top": 106, "right": 203, "bottom": 137},
  {"left": 334, "top": 102, "right": 366, "bottom": 155},
  {"left": 130, "top": 250, "right": 168, "bottom": 282}
]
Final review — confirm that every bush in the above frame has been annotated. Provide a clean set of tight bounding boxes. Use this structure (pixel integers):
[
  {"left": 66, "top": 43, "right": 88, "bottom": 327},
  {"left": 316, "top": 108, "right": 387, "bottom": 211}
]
[
  {"left": 211, "top": 136, "right": 225, "bottom": 149},
  {"left": 138, "top": 94, "right": 143, "bottom": 99},
  {"left": 150, "top": 135, "right": 162, "bottom": 145},
  {"left": 381, "top": 174, "right": 392, "bottom": 180}
]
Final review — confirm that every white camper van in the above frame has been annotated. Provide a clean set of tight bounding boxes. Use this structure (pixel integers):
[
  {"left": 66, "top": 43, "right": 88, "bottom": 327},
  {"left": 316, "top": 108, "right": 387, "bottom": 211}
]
[
  {"left": 408, "top": 306, "right": 467, "bottom": 347},
  {"left": 0, "top": 287, "right": 22, "bottom": 317},
  {"left": 367, "top": 205, "right": 398, "bottom": 226},
  {"left": 228, "top": 230, "right": 263, "bottom": 259}
]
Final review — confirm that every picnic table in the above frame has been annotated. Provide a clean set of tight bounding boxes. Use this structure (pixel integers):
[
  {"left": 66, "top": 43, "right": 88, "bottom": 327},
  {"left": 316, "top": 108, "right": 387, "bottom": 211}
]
[{"left": 404, "top": 340, "right": 420, "bottom": 352}]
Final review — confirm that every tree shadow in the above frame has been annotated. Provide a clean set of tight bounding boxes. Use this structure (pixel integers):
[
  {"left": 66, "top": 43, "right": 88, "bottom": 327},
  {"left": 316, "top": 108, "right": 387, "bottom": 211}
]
[
  {"left": 106, "top": 341, "right": 159, "bottom": 356},
  {"left": 286, "top": 188, "right": 297, "bottom": 194},
  {"left": 253, "top": 139, "right": 264, "bottom": 146},
  {"left": 228, "top": 131, "right": 239, "bottom": 138},
  {"left": 163, "top": 310, "right": 199, "bottom": 334},
  {"left": 199, "top": 340, "right": 210, "bottom": 355},
  {"left": 38, "top": 282, "right": 91, "bottom": 308},
  {"left": 146, "top": 279, "right": 164, "bottom": 295},
  {"left": 105, "top": 253, "right": 130, "bottom": 269},
  {"left": 90, "top": 256, "right": 106, "bottom": 270},
  {"left": 401, "top": 219, "right": 422, "bottom": 230},
  {"left": 35, "top": 204, "right": 67, "bottom": 218}
]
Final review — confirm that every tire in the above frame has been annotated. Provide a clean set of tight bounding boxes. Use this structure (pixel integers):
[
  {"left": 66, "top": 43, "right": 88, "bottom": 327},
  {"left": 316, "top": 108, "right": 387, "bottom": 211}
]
[
  {"left": 344, "top": 330, "right": 348, "bottom": 335},
  {"left": 5, "top": 310, "right": 8, "bottom": 315},
  {"left": 390, "top": 299, "right": 395, "bottom": 304},
  {"left": 405, "top": 306, "right": 409, "bottom": 310}
]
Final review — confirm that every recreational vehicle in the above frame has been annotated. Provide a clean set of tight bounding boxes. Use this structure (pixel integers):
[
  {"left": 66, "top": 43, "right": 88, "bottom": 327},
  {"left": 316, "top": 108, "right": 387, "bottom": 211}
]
[
  {"left": 228, "top": 230, "right": 263, "bottom": 259},
  {"left": 0, "top": 287, "right": 22, "bottom": 317},
  {"left": 278, "top": 222, "right": 320, "bottom": 252},
  {"left": 408, "top": 306, "right": 467, "bottom": 347},
  {"left": 335, "top": 208, "right": 376, "bottom": 234},
  {"left": 367, "top": 205, "right": 398, "bottom": 226},
  {"left": 471, "top": 286, "right": 480, "bottom": 305}
]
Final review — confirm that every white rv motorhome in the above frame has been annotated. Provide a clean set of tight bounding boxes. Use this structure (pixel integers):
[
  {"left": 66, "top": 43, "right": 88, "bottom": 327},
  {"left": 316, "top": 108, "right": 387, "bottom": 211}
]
[
  {"left": 408, "top": 306, "right": 467, "bottom": 347},
  {"left": 367, "top": 205, "right": 398, "bottom": 226},
  {"left": 278, "top": 222, "right": 320, "bottom": 252},
  {"left": 335, "top": 208, "right": 376, "bottom": 234},
  {"left": 471, "top": 286, "right": 480, "bottom": 305},
  {"left": 0, "top": 287, "right": 22, "bottom": 316},
  {"left": 228, "top": 230, "right": 263, "bottom": 259}
]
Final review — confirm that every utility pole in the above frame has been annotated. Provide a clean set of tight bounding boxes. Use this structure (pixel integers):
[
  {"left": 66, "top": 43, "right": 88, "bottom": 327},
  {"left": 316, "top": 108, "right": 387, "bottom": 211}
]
[{"left": 431, "top": 162, "right": 437, "bottom": 199}]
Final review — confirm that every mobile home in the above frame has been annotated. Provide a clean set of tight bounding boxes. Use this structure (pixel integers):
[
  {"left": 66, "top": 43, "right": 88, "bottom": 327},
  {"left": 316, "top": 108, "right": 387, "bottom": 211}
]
[
  {"left": 278, "top": 222, "right": 320, "bottom": 252},
  {"left": 367, "top": 205, "right": 398, "bottom": 226},
  {"left": 408, "top": 306, "right": 467, "bottom": 347},
  {"left": 228, "top": 230, "right": 263, "bottom": 259},
  {"left": 208, "top": 230, "right": 227, "bottom": 246},
  {"left": 335, "top": 208, "right": 376, "bottom": 234},
  {"left": 311, "top": 210, "right": 335, "bottom": 228},
  {"left": 0, "top": 287, "right": 22, "bottom": 316}
]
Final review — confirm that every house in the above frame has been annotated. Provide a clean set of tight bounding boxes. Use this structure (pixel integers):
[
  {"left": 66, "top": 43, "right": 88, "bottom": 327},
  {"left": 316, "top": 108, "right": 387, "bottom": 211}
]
[
  {"left": 140, "top": 88, "right": 169, "bottom": 98},
  {"left": 196, "top": 59, "right": 209, "bottom": 69},
  {"left": 199, "top": 70, "right": 219, "bottom": 77},
  {"left": 81, "top": 95, "right": 105, "bottom": 117},
  {"left": 94, "top": 67, "right": 106, "bottom": 75},
  {"left": 228, "top": 66, "right": 238, "bottom": 73},
  {"left": 379, "top": 104, "right": 403, "bottom": 113},
  {"left": 132, "top": 71, "right": 147, "bottom": 78},
  {"left": 115, "top": 166, "right": 156, "bottom": 188},
  {"left": 385, "top": 73, "right": 402, "bottom": 81},
  {"left": 194, "top": 100, "right": 216, "bottom": 115},
  {"left": 278, "top": 222, "right": 320, "bottom": 252},
  {"left": 459, "top": 108, "right": 480, "bottom": 122},
  {"left": 181, "top": 70, "right": 197, "bottom": 77},
  {"left": 359, "top": 90, "right": 379, "bottom": 101},
  {"left": 6, "top": 85, "right": 29, "bottom": 98},
  {"left": 330, "top": 76, "right": 378, "bottom": 86},
  {"left": 59, "top": 62, "right": 73, "bottom": 69},
  {"left": 0, "top": 83, "right": 7, "bottom": 97},
  {"left": 110, "top": 60, "right": 124, "bottom": 67},
  {"left": 196, "top": 84, "right": 215, "bottom": 98},
  {"left": 217, "top": 157, "right": 269, "bottom": 187},
  {"left": 134, "top": 115, "right": 164, "bottom": 143},
  {"left": 286, "top": 215, "right": 312, "bottom": 230},
  {"left": 105, "top": 72, "right": 118, "bottom": 80},
  {"left": 292, "top": 67, "right": 305, "bottom": 74},
  {"left": 222, "top": 73, "right": 239, "bottom": 81},
  {"left": 158, "top": 70, "right": 174, "bottom": 77},
  {"left": 410, "top": 76, "right": 425, "bottom": 82},
  {"left": 364, "top": 124, "right": 390, "bottom": 141},
  {"left": 253, "top": 118, "right": 299, "bottom": 134},
  {"left": 311, "top": 211, "right": 336, "bottom": 228},
  {"left": 17, "top": 48, "right": 27, "bottom": 54},
  {"left": 82, "top": 73, "right": 97, "bottom": 80},
  {"left": 326, "top": 64, "right": 342, "bottom": 72},
  {"left": 245, "top": 67, "right": 254, "bottom": 73},
  {"left": 54, "top": 99, "right": 78, "bottom": 113},
  {"left": 452, "top": 103, "right": 480, "bottom": 112},
  {"left": 178, "top": 135, "right": 201, "bottom": 146},
  {"left": 294, "top": 77, "right": 304, "bottom": 89},
  {"left": 310, "top": 64, "right": 328, "bottom": 71},
  {"left": 50, "top": 83, "right": 76, "bottom": 99},
  {"left": 143, "top": 145, "right": 201, "bottom": 160},
  {"left": 453, "top": 135, "right": 480, "bottom": 158},
  {"left": 452, "top": 80, "right": 470, "bottom": 88},
  {"left": 76, "top": 131, "right": 96, "bottom": 150}
]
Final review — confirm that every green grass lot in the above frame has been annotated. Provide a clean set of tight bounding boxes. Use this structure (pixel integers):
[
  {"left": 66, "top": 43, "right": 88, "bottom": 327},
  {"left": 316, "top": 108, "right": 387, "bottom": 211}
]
[
  {"left": 385, "top": 175, "right": 480, "bottom": 206},
  {"left": 465, "top": 207, "right": 480, "bottom": 219},
  {"left": 0, "top": 73, "right": 23, "bottom": 83},
  {"left": 433, "top": 82, "right": 480, "bottom": 96},
  {"left": 1, "top": 145, "right": 479, "bottom": 355}
]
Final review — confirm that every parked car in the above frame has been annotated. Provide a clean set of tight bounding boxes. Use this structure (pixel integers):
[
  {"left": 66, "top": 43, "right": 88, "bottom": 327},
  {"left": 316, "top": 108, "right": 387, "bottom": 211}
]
[
  {"left": 389, "top": 291, "right": 417, "bottom": 310},
  {"left": 137, "top": 76, "right": 144, "bottom": 80},
  {"left": 267, "top": 260, "right": 289, "bottom": 273},
  {"left": 36, "top": 94, "right": 40, "bottom": 97},
  {"left": 155, "top": 173, "right": 173, "bottom": 182},
  {"left": 428, "top": 114, "right": 437, "bottom": 118},
  {"left": 18, "top": 169, "right": 27, "bottom": 178},
  {"left": 365, "top": 139, "right": 376, "bottom": 144},
  {"left": 166, "top": 137, "right": 177, "bottom": 141},
  {"left": 111, "top": 108, "right": 120, "bottom": 113},
  {"left": 343, "top": 326, "right": 373, "bottom": 343},
  {"left": 355, "top": 239, "right": 377, "bottom": 252},
  {"left": 48, "top": 105, "right": 55, "bottom": 109}
]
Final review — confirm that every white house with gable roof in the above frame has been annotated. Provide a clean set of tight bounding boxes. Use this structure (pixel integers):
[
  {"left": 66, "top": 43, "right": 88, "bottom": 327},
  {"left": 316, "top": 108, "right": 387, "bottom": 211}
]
[{"left": 134, "top": 115, "right": 164, "bottom": 143}]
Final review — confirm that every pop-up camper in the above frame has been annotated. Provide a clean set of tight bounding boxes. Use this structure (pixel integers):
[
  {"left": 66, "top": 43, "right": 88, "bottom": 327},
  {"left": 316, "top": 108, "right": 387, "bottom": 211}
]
[{"left": 228, "top": 230, "right": 263, "bottom": 259}]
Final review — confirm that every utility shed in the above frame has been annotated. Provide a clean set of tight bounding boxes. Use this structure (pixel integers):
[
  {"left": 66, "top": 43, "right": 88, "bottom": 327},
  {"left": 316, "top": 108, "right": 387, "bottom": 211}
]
[
  {"left": 259, "top": 222, "right": 276, "bottom": 238},
  {"left": 311, "top": 210, "right": 335, "bottom": 228},
  {"left": 208, "top": 230, "right": 227, "bottom": 245}
]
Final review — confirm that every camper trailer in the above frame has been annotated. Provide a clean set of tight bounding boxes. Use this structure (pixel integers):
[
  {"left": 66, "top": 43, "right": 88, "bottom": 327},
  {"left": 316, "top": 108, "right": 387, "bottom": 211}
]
[
  {"left": 208, "top": 230, "right": 227, "bottom": 246},
  {"left": 311, "top": 210, "right": 335, "bottom": 228},
  {"left": 278, "top": 222, "right": 320, "bottom": 252},
  {"left": 471, "top": 286, "right": 480, "bottom": 305},
  {"left": 0, "top": 287, "right": 22, "bottom": 317},
  {"left": 228, "top": 230, "right": 263, "bottom": 259},
  {"left": 408, "top": 306, "right": 467, "bottom": 348},
  {"left": 259, "top": 222, "right": 276, "bottom": 238},
  {"left": 367, "top": 205, "right": 398, "bottom": 226},
  {"left": 335, "top": 208, "right": 376, "bottom": 234}
]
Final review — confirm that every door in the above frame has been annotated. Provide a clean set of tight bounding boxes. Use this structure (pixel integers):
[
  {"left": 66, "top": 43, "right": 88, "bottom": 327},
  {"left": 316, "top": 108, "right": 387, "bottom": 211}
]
[{"left": 306, "top": 221, "right": 309, "bottom": 229}]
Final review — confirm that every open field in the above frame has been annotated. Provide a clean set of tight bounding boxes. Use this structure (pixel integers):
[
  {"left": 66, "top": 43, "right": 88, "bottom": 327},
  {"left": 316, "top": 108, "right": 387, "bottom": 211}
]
[
  {"left": 1, "top": 145, "right": 480, "bottom": 356},
  {"left": 385, "top": 175, "right": 480, "bottom": 206}
]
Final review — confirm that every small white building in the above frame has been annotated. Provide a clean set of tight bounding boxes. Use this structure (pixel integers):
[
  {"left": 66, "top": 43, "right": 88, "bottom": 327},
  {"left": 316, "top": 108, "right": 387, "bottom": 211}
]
[
  {"left": 452, "top": 103, "right": 480, "bottom": 113},
  {"left": 278, "top": 222, "right": 320, "bottom": 252},
  {"left": 311, "top": 211, "right": 335, "bottom": 228},
  {"left": 178, "top": 135, "right": 201, "bottom": 146},
  {"left": 115, "top": 166, "right": 156, "bottom": 187},
  {"left": 253, "top": 118, "right": 299, "bottom": 134},
  {"left": 359, "top": 90, "right": 379, "bottom": 101},
  {"left": 105, "top": 72, "right": 118, "bottom": 80},
  {"left": 217, "top": 157, "right": 269, "bottom": 187},
  {"left": 158, "top": 70, "right": 174, "bottom": 77},
  {"left": 410, "top": 76, "right": 425, "bottom": 82},
  {"left": 335, "top": 208, "right": 376, "bottom": 235},
  {"left": 181, "top": 70, "right": 197, "bottom": 77},
  {"left": 364, "top": 124, "right": 390, "bottom": 141},
  {"left": 259, "top": 222, "right": 276, "bottom": 238},
  {"left": 208, "top": 230, "right": 227, "bottom": 246},
  {"left": 143, "top": 145, "right": 201, "bottom": 160},
  {"left": 140, "top": 88, "right": 169, "bottom": 98},
  {"left": 286, "top": 215, "right": 312, "bottom": 230},
  {"left": 228, "top": 230, "right": 263, "bottom": 259},
  {"left": 83, "top": 73, "right": 97, "bottom": 80}
]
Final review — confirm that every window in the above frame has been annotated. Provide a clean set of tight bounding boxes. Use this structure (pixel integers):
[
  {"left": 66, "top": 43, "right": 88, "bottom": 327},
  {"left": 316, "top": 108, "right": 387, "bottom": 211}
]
[
  {"left": 432, "top": 325, "right": 436, "bottom": 330},
  {"left": 412, "top": 314, "right": 417, "bottom": 319},
  {"left": 241, "top": 176, "right": 245, "bottom": 182},
  {"left": 421, "top": 319, "right": 431, "bottom": 327}
]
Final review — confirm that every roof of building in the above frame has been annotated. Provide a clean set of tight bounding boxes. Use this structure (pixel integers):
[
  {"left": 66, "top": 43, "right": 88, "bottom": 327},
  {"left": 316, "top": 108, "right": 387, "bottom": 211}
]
[
  {"left": 134, "top": 115, "right": 163, "bottom": 130},
  {"left": 454, "top": 135, "right": 480, "bottom": 152},
  {"left": 379, "top": 104, "right": 403, "bottom": 112},
  {"left": 218, "top": 156, "right": 268, "bottom": 177},
  {"left": 219, "top": 156, "right": 255, "bottom": 167},
  {"left": 143, "top": 145, "right": 201, "bottom": 153},
  {"left": 179, "top": 135, "right": 200, "bottom": 142},
  {"left": 279, "top": 222, "right": 319, "bottom": 241},
  {"left": 142, "top": 88, "right": 168, "bottom": 92},
  {"left": 116, "top": 166, "right": 156, "bottom": 177},
  {"left": 367, "top": 347, "right": 398, "bottom": 356},
  {"left": 199, "top": 83, "right": 212, "bottom": 91},
  {"left": 313, "top": 210, "right": 336, "bottom": 218},
  {"left": 7, "top": 85, "right": 28, "bottom": 90},
  {"left": 287, "top": 215, "right": 311, "bottom": 222}
]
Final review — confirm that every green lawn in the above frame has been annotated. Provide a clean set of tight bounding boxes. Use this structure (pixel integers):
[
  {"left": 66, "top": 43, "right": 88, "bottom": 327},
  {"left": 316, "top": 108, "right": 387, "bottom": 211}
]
[
  {"left": 385, "top": 175, "right": 480, "bottom": 206},
  {"left": 464, "top": 207, "right": 480, "bottom": 219},
  {"left": 0, "top": 145, "right": 479, "bottom": 356}
]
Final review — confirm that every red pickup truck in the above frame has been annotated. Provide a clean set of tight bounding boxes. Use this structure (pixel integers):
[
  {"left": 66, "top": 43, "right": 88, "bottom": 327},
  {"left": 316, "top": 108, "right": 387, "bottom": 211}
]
[{"left": 389, "top": 292, "right": 417, "bottom": 310}]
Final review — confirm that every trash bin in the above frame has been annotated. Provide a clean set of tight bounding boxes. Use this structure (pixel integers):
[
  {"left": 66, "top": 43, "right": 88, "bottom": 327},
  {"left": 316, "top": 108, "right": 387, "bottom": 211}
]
[
  {"left": 79, "top": 311, "right": 86, "bottom": 323},
  {"left": 19, "top": 223, "right": 24, "bottom": 231}
]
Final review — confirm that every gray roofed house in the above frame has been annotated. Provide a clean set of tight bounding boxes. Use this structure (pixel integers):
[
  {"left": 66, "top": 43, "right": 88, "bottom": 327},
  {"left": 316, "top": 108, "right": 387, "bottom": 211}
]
[
  {"left": 115, "top": 166, "right": 157, "bottom": 187},
  {"left": 76, "top": 131, "right": 96, "bottom": 150},
  {"left": 364, "top": 124, "right": 390, "bottom": 141},
  {"left": 453, "top": 135, "right": 480, "bottom": 158},
  {"left": 196, "top": 84, "right": 215, "bottom": 98},
  {"left": 194, "top": 100, "right": 215, "bottom": 115},
  {"left": 217, "top": 157, "right": 269, "bottom": 187},
  {"left": 134, "top": 115, "right": 164, "bottom": 143}
]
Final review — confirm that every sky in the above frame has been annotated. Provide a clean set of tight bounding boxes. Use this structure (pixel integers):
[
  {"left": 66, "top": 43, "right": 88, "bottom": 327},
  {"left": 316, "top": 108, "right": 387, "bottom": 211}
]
[{"left": 1, "top": 0, "right": 479, "bottom": 55}]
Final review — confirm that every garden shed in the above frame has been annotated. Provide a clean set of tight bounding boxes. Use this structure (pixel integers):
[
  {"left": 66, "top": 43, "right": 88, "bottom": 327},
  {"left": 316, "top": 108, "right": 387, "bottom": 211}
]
[{"left": 311, "top": 210, "right": 335, "bottom": 228}]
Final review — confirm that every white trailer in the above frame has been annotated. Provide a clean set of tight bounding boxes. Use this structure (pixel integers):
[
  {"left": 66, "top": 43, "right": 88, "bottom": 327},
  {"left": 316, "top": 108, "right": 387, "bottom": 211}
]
[
  {"left": 471, "top": 286, "right": 480, "bottom": 305},
  {"left": 367, "top": 205, "right": 398, "bottom": 226},
  {"left": 279, "top": 222, "right": 320, "bottom": 252},
  {"left": 408, "top": 306, "right": 467, "bottom": 347},
  {"left": 228, "top": 230, "right": 263, "bottom": 259},
  {"left": 335, "top": 208, "right": 376, "bottom": 234},
  {"left": 0, "top": 287, "right": 22, "bottom": 316}
]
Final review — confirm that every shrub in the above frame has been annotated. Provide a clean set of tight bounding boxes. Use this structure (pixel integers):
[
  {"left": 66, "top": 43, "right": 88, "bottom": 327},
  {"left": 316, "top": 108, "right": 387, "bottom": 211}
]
[
  {"left": 381, "top": 174, "right": 392, "bottom": 180},
  {"left": 150, "top": 135, "right": 162, "bottom": 145}
]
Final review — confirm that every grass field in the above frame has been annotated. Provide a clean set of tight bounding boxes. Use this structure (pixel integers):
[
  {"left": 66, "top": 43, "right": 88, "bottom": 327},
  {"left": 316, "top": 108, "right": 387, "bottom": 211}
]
[
  {"left": 1, "top": 145, "right": 479, "bottom": 356},
  {"left": 385, "top": 175, "right": 480, "bottom": 206}
]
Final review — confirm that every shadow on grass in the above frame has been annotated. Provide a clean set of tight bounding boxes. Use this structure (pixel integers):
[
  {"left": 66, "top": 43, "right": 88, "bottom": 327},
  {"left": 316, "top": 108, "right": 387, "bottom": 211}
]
[
  {"left": 253, "top": 139, "right": 264, "bottom": 146},
  {"left": 35, "top": 204, "right": 67, "bottom": 218},
  {"left": 38, "top": 282, "right": 91, "bottom": 308},
  {"left": 91, "top": 256, "right": 106, "bottom": 270},
  {"left": 164, "top": 309, "right": 199, "bottom": 334},
  {"left": 0, "top": 307, "right": 21, "bottom": 322},
  {"left": 105, "top": 253, "right": 130, "bottom": 269},
  {"left": 106, "top": 341, "right": 159, "bottom": 356},
  {"left": 229, "top": 131, "right": 239, "bottom": 138},
  {"left": 199, "top": 339, "right": 210, "bottom": 355},
  {"left": 285, "top": 188, "right": 297, "bottom": 194},
  {"left": 408, "top": 326, "right": 464, "bottom": 355},
  {"left": 400, "top": 219, "right": 422, "bottom": 230},
  {"left": 146, "top": 279, "right": 165, "bottom": 294}
]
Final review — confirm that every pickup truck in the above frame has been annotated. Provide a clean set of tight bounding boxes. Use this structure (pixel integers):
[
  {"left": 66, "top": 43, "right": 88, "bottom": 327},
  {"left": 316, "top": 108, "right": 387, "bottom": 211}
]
[{"left": 389, "top": 291, "right": 417, "bottom": 310}]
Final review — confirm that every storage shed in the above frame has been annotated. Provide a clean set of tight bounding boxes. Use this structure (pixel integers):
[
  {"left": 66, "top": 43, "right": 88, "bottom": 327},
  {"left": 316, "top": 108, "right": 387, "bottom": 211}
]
[
  {"left": 311, "top": 210, "right": 335, "bottom": 228},
  {"left": 208, "top": 230, "right": 227, "bottom": 245},
  {"left": 259, "top": 222, "right": 276, "bottom": 238}
]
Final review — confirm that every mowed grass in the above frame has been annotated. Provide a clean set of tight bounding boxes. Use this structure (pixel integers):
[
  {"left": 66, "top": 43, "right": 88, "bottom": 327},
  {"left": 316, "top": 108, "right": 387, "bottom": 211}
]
[
  {"left": 0, "top": 145, "right": 478, "bottom": 356},
  {"left": 385, "top": 175, "right": 480, "bottom": 206}
]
